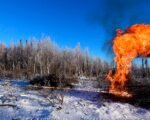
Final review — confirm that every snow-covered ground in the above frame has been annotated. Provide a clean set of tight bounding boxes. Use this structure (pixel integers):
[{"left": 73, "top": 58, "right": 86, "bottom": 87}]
[{"left": 0, "top": 78, "right": 149, "bottom": 120}]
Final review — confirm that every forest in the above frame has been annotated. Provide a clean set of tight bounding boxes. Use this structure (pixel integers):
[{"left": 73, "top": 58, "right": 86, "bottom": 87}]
[{"left": 0, "top": 36, "right": 109, "bottom": 80}]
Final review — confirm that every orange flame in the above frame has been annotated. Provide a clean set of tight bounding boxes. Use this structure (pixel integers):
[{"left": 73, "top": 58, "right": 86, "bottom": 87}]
[{"left": 107, "top": 24, "right": 150, "bottom": 97}]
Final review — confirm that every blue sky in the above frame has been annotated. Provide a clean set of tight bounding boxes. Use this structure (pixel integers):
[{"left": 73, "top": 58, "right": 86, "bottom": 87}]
[
  {"left": 0, "top": 0, "right": 107, "bottom": 59},
  {"left": 0, "top": 0, "right": 150, "bottom": 61}
]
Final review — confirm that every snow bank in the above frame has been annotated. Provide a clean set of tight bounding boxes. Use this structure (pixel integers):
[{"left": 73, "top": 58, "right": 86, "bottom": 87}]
[{"left": 0, "top": 79, "right": 149, "bottom": 120}]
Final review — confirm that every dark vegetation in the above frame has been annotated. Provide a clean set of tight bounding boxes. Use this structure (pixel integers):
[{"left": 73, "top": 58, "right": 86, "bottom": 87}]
[{"left": 30, "top": 74, "right": 76, "bottom": 88}]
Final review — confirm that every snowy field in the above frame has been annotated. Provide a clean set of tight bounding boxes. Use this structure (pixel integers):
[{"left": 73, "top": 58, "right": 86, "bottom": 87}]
[{"left": 0, "top": 78, "right": 149, "bottom": 120}]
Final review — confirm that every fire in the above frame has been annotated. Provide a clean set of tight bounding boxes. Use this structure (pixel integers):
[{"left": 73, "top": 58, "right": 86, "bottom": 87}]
[{"left": 107, "top": 24, "right": 150, "bottom": 97}]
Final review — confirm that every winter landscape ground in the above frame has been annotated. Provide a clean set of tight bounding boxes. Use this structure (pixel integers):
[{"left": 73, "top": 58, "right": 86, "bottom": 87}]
[
  {"left": 0, "top": 0, "right": 150, "bottom": 120},
  {"left": 0, "top": 78, "right": 149, "bottom": 120}
]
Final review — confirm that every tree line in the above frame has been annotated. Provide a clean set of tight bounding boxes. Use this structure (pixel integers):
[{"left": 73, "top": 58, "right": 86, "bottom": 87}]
[
  {"left": 131, "top": 58, "right": 150, "bottom": 78},
  {"left": 0, "top": 36, "right": 109, "bottom": 79}
]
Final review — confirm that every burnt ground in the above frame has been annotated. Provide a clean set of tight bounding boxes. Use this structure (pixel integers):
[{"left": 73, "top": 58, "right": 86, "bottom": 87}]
[{"left": 101, "top": 81, "right": 150, "bottom": 110}]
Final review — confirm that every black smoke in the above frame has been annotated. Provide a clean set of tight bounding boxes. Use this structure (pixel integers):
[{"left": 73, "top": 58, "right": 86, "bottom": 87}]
[{"left": 93, "top": 0, "right": 150, "bottom": 54}]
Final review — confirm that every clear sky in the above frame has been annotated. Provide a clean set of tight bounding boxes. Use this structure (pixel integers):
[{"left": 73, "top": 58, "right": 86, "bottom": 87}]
[
  {"left": 0, "top": 0, "right": 150, "bottom": 61},
  {"left": 0, "top": 0, "right": 107, "bottom": 59}
]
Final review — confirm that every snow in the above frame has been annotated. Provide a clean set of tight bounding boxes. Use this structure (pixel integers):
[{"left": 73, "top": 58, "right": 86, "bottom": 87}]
[{"left": 0, "top": 79, "right": 149, "bottom": 120}]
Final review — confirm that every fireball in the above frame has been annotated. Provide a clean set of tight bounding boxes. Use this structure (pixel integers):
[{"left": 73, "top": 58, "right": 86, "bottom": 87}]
[{"left": 107, "top": 24, "right": 150, "bottom": 97}]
